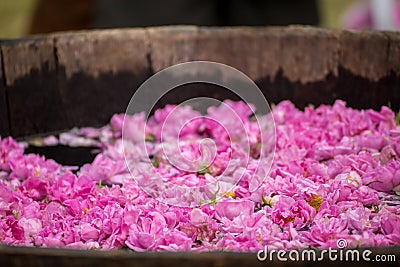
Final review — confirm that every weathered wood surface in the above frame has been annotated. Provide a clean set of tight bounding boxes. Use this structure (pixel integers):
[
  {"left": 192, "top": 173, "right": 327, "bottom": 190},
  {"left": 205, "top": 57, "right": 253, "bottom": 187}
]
[
  {"left": 149, "top": 26, "right": 337, "bottom": 83},
  {"left": 0, "top": 26, "right": 399, "bottom": 138},
  {"left": 0, "top": 50, "right": 9, "bottom": 136},
  {"left": 0, "top": 36, "right": 65, "bottom": 138},
  {"left": 55, "top": 29, "right": 151, "bottom": 129}
]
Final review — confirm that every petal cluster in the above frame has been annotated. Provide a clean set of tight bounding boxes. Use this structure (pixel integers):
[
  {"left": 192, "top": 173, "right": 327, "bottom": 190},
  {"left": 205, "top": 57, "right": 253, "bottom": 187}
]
[{"left": 0, "top": 100, "right": 399, "bottom": 251}]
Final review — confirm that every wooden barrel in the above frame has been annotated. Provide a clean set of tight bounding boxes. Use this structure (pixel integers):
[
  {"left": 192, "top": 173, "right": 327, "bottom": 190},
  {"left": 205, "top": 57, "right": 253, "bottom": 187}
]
[
  {"left": 0, "top": 25, "right": 399, "bottom": 138},
  {"left": 0, "top": 26, "right": 399, "bottom": 266}
]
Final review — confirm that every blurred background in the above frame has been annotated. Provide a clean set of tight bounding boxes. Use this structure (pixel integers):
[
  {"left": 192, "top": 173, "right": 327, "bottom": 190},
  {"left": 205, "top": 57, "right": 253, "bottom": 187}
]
[{"left": 0, "top": 0, "right": 399, "bottom": 39}]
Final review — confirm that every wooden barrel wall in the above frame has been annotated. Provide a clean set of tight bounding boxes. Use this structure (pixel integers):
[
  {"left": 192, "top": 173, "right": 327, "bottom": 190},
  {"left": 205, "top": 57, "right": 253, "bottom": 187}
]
[{"left": 0, "top": 25, "right": 399, "bottom": 138}]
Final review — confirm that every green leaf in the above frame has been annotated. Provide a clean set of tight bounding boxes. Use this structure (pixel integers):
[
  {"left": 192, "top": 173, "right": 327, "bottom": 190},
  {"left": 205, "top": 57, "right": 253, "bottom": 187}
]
[
  {"left": 208, "top": 183, "right": 221, "bottom": 205},
  {"left": 145, "top": 134, "right": 156, "bottom": 142}
]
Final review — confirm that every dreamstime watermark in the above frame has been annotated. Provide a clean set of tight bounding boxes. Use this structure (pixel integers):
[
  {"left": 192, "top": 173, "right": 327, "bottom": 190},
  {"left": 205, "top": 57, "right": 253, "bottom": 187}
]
[
  {"left": 122, "top": 61, "right": 276, "bottom": 207},
  {"left": 257, "top": 239, "right": 397, "bottom": 262}
]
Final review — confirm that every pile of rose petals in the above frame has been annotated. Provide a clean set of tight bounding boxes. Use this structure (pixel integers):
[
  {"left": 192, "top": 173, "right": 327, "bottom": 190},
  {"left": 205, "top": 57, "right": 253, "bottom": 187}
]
[{"left": 0, "top": 100, "right": 399, "bottom": 251}]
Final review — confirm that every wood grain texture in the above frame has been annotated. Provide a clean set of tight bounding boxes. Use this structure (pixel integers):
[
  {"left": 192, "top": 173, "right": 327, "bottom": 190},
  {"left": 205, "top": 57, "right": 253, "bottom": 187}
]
[
  {"left": 147, "top": 26, "right": 282, "bottom": 82},
  {"left": 55, "top": 29, "right": 151, "bottom": 128},
  {"left": 339, "top": 30, "right": 390, "bottom": 81},
  {"left": 0, "top": 36, "right": 66, "bottom": 138},
  {"left": 147, "top": 26, "right": 199, "bottom": 72},
  {"left": 0, "top": 49, "right": 10, "bottom": 136},
  {"left": 385, "top": 31, "right": 400, "bottom": 75},
  {"left": 148, "top": 26, "right": 396, "bottom": 83},
  {"left": 279, "top": 26, "right": 340, "bottom": 83}
]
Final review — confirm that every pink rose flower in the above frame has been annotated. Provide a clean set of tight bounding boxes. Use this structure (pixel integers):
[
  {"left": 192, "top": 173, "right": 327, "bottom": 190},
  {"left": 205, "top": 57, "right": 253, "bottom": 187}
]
[
  {"left": 271, "top": 196, "right": 316, "bottom": 230},
  {"left": 363, "top": 160, "right": 400, "bottom": 193},
  {"left": 214, "top": 200, "right": 254, "bottom": 221},
  {"left": 380, "top": 214, "right": 400, "bottom": 243}
]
